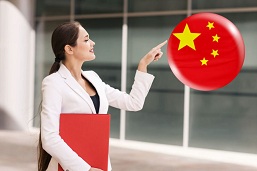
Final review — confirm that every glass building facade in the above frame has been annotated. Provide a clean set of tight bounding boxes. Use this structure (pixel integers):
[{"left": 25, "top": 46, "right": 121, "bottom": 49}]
[{"left": 34, "top": 0, "right": 257, "bottom": 156}]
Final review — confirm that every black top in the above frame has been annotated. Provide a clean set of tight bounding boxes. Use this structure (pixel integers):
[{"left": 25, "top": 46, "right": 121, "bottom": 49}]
[
  {"left": 84, "top": 77, "right": 100, "bottom": 114},
  {"left": 90, "top": 93, "right": 100, "bottom": 114}
]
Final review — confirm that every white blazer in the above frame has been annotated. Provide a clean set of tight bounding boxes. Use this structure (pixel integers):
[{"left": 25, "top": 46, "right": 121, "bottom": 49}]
[{"left": 41, "top": 64, "right": 154, "bottom": 171}]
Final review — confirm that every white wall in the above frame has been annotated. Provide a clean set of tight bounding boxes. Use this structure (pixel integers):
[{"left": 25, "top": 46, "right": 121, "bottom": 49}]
[{"left": 0, "top": 0, "right": 35, "bottom": 130}]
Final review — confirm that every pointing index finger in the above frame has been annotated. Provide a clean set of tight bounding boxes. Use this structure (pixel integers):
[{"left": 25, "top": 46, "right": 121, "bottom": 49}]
[{"left": 155, "top": 40, "right": 167, "bottom": 49}]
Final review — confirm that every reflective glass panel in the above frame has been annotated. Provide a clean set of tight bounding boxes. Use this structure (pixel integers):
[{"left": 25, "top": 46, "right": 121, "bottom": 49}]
[
  {"left": 36, "top": 0, "right": 70, "bottom": 16},
  {"left": 125, "top": 16, "right": 186, "bottom": 145},
  {"left": 128, "top": 0, "right": 187, "bottom": 12},
  {"left": 75, "top": 0, "right": 123, "bottom": 14},
  {"left": 192, "top": 0, "right": 257, "bottom": 9}
]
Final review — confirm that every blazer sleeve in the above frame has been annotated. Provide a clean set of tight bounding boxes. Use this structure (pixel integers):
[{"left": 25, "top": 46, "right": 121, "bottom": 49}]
[
  {"left": 104, "top": 70, "right": 155, "bottom": 111},
  {"left": 40, "top": 75, "right": 91, "bottom": 171}
]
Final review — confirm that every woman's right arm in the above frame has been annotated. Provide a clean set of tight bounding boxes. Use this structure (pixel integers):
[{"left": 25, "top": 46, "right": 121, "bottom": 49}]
[{"left": 41, "top": 75, "right": 91, "bottom": 171}]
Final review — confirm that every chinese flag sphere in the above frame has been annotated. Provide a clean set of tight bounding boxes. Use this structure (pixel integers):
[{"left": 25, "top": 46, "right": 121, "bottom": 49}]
[{"left": 167, "top": 13, "right": 245, "bottom": 91}]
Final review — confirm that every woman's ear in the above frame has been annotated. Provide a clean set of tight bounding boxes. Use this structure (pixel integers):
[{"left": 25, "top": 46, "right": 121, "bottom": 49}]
[{"left": 64, "top": 45, "right": 73, "bottom": 55}]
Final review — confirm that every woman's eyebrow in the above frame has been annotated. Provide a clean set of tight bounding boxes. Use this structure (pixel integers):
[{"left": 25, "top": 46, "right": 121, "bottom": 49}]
[{"left": 84, "top": 35, "right": 89, "bottom": 38}]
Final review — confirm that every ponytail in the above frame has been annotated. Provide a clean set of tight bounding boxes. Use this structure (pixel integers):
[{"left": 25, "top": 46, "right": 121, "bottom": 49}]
[
  {"left": 49, "top": 51, "right": 65, "bottom": 75},
  {"left": 49, "top": 60, "right": 61, "bottom": 75},
  {"left": 38, "top": 133, "right": 52, "bottom": 171}
]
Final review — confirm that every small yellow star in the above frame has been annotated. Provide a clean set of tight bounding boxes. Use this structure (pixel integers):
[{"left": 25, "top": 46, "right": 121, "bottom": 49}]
[
  {"left": 206, "top": 22, "right": 215, "bottom": 30},
  {"left": 211, "top": 49, "right": 219, "bottom": 58},
  {"left": 212, "top": 34, "right": 220, "bottom": 42},
  {"left": 173, "top": 24, "right": 201, "bottom": 51},
  {"left": 200, "top": 57, "right": 208, "bottom": 66}
]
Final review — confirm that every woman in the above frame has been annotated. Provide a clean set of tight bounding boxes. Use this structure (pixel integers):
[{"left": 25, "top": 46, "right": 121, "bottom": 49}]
[{"left": 38, "top": 21, "right": 167, "bottom": 171}]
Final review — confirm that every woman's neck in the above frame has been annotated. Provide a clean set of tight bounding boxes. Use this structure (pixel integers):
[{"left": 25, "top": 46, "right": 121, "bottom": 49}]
[{"left": 63, "top": 60, "right": 84, "bottom": 81}]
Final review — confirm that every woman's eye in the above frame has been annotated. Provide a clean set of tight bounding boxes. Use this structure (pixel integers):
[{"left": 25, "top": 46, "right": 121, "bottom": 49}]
[{"left": 85, "top": 39, "right": 89, "bottom": 42}]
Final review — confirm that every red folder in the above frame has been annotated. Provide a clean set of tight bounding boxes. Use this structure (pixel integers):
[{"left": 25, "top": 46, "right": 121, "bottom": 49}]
[{"left": 58, "top": 114, "right": 110, "bottom": 171}]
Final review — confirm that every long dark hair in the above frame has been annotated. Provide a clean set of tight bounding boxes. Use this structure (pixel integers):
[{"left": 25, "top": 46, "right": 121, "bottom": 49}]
[{"left": 38, "top": 21, "right": 81, "bottom": 171}]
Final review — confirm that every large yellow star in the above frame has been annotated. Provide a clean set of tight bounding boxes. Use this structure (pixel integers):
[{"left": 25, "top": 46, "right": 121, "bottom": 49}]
[
  {"left": 212, "top": 34, "right": 220, "bottom": 42},
  {"left": 206, "top": 22, "right": 215, "bottom": 30},
  {"left": 211, "top": 49, "right": 219, "bottom": 58},
  {"left": 200, "top": 57, "right": 208, "bottom": 66},
  {"left": 173, "top": 24, "right": 201, "bottom": 50}
]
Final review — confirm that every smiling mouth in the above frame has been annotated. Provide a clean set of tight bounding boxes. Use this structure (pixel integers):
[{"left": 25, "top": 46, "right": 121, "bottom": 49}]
[{"left": 89, "top": 48, "right": 94, "bottom": 53}]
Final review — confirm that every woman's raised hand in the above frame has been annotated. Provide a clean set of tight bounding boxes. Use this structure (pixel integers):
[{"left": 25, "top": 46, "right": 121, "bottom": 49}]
[{"left": 137, "top": 40, "right": 167, "bottom": 73}]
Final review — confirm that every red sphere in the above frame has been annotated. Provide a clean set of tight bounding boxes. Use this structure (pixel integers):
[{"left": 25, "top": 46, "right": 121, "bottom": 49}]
[{"left": 167, "top": 13, "right": 245, "bottom": 91}]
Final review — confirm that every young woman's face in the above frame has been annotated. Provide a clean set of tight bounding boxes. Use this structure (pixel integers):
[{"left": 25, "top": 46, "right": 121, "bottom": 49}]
[{"left": 73, "top": 26, "right": 95, "bottom": 62}]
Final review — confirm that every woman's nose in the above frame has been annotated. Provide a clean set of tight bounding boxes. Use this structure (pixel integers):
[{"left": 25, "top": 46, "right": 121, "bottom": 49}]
[{"left": 91, "top": 39, "right": 95, "bottom": 46}]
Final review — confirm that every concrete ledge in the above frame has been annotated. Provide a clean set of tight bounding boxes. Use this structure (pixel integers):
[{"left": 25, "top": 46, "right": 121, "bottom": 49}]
[{"left": 1, "top": 131, "right": 257, "bottom": 171}]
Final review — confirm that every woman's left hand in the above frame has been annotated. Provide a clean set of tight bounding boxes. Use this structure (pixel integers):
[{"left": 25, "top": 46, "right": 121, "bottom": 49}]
[{"left": 138, "top": 40, "right": 167, "bottom": 72}]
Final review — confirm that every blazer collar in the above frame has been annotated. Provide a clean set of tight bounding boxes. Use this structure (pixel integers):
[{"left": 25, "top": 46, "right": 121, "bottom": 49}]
[
  {"left": 58, "top": 63, "right": 73, "bottom": 79},
  {"left": 58, "top": 64, "right": 97, "bottom": 114}
]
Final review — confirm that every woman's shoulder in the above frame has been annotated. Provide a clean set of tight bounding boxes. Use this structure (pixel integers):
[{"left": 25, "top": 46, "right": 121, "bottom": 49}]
[
  {"left": 82, "top": 70, "right": 105, "bottom": 86},
  {"left": 83, "top": 70, "right": 101, "bottom": 80},
  {"left": 42, "top": 72, "right": 62, "bottom": 85},
  {"left": 83, "top": 70, "right": 97, "bottom": 75},
  {"left": 41, "top": 72, "right": 63, "bottom": 93}
]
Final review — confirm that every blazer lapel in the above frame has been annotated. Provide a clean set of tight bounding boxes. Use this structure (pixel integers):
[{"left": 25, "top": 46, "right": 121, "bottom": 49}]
[
  {"left": 58, "top": 64, "right": 96, "bottom": 114},
  {"left": 81, "top": 71, "right": 105, "bottom": 114}
]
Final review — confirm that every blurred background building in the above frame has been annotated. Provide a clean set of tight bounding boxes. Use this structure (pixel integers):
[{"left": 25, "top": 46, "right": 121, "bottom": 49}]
[{"left": 1, "top": 0, "right": 257, "bottom": 168}]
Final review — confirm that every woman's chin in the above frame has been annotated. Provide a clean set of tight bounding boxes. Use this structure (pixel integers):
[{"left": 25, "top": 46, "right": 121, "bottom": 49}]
[{"left": 85, "top": 56, "right": 96, "bottom": 62}]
